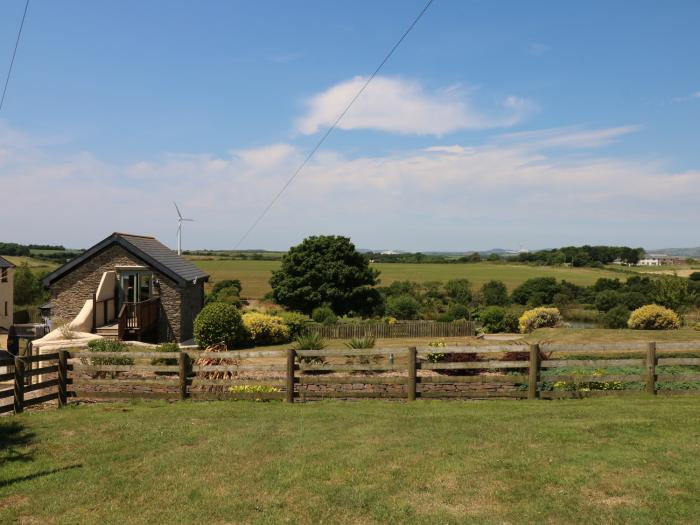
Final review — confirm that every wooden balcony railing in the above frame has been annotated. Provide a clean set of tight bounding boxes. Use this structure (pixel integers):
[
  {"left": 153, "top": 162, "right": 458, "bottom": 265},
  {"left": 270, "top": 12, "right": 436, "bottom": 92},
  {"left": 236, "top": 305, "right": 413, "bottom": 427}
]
[{"left": 117, "top": 298, "right": 160, "bottom": 341}]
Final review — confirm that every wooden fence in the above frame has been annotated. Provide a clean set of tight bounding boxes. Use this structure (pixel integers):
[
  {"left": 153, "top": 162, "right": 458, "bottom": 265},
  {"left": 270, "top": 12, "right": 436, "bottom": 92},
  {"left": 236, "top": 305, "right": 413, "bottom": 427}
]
[
  {"left": 306, "top": 320, "right": 475, "bottom": 339},
  {"left": 1, "top": 341, "right": 699, "bottom": 412}
]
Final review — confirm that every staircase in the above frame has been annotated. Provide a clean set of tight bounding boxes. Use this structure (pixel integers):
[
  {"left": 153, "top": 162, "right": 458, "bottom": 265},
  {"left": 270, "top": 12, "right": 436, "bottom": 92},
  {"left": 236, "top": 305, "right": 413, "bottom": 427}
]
[{"left": 96, "top": 323, "right": 119, "bottom": 340}]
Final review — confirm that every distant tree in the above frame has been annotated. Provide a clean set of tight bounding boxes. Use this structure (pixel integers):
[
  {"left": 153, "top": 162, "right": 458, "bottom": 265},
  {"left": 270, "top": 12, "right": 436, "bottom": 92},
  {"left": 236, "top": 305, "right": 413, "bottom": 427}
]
[
  {"left": 445, "top": 279, "right": 473, "bottom": 305},
  {"left": 206, "top": 279, "right": 243, "bottom": 306},
  {"left": 486, "top": 253, "right": 501, "bottom": 262},
  {"left": 385, "top": 294, "right": 420, "bottom": 320},
  {"left": 511, "top": 277, "right": 560, "bottom": 305},
  {"left": 480, "top": 280, "right": 509, "bottom": 306},
  {"left": 13, "top": 262, "right": 47, "bottom": 306},
  {"left": 270, "top": 236, "right": 382, "bottom": 316}
]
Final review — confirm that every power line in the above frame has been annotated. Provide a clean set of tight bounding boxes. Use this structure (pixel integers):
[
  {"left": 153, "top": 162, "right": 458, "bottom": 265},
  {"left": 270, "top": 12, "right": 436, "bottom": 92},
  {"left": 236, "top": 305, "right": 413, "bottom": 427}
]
[
  {"left": 0, "top": 0, "right": 30, "bottom": 114},
  {"left": 233, "top": 0, "right": 436, "bottom": 249}
]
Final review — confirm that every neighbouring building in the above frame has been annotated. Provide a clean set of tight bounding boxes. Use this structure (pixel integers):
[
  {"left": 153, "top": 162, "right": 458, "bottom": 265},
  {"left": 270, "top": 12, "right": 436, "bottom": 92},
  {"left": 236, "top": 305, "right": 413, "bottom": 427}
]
[
  {"left": 0, "top": 256, "right": 14, "bottom": 331},
  {"left": 42, "top": 233, "right": 209, "bottom": 343},
  {"left": 637, "top": 258, "right": 660, "bottom": 267}
]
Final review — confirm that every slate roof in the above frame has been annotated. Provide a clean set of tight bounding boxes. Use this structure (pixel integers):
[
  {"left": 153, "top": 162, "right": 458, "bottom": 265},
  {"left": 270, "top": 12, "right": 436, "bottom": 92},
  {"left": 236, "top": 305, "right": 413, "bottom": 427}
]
[
  {"left": 0, "top": 256, "right": 14, "bottom": 269},
  {"left": 42, "top": 233, "right": 209, "bottom": 287}
]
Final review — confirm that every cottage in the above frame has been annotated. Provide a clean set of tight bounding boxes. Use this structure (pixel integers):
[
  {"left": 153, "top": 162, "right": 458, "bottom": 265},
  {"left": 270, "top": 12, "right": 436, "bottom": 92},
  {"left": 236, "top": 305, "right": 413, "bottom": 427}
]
[
  {"left": 42, "top": 233, "right": 209, "bottom": 343},
  {"left": 0, "top": 256, "right": 14, "bottom": 331}
]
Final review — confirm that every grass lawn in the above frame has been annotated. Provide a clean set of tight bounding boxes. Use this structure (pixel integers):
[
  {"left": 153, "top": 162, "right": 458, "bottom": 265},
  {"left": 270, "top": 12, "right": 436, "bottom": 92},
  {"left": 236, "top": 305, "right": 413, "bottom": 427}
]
[
  {"left": 1, "top": 397, "right": 699, "bottom": 524},
  {"left": 190, "top": 259, "right": 621, "bottom": 299},
  {"left": 2, "top": 256, "right": 58, "bottom": 273}
]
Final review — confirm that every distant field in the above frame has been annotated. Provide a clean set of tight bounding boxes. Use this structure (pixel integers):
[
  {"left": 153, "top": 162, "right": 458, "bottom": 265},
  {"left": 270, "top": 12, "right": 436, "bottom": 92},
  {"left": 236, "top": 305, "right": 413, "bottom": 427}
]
[
  {"left": 190, "top": 259, "right": 621, "bottom": 299},
  {"left": 1, "top": 256, "right": 58, "bottom": 273}
]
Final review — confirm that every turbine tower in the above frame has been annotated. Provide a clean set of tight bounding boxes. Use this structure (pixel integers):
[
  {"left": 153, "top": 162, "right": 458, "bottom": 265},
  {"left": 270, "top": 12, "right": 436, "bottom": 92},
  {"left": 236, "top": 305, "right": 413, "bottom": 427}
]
[{"left": 174, "top": 202, "right": 194, "bottom": 255}]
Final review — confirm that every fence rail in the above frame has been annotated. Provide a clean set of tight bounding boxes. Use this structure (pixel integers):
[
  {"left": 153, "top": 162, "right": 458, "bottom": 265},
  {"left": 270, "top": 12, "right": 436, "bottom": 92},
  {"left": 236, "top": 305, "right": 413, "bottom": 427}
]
[
  {"left": 306, "top": 320, "right": 475, "bottom": 339},
  {"left": 2, "top": 340, "right": 700, "bottom": 414}
]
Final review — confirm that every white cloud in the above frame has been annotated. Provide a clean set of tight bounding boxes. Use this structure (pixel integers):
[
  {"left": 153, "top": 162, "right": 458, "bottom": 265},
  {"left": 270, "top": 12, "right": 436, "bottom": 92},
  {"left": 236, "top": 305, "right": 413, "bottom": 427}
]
[
  {"left": 1, "top": 124, "right": 699, "bottom": 250},
  {"left": 528, "top": 43, "right": 549, "bottom": 56},
  {"left": 673, "top": 91, "right": 700, "bottom": 103},
  {"left": 296, "top": 76, "right": 538, "bottom": 136}
]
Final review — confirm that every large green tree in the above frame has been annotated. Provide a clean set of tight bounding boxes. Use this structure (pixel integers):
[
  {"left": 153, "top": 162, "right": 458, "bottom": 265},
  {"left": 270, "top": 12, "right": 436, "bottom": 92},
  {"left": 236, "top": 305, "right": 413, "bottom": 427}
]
[{"left": 270, "top": 236, "right": 382, "bottom": 316}]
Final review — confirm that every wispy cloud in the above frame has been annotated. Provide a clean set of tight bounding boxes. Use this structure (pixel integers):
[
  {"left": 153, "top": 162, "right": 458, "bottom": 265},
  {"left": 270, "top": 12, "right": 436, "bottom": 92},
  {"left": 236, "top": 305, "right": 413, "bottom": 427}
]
[
  {"left": 1, "top": 123, "right": 698, "bottom": 250},
  {"left": 528, "top": 42, "right": 549, "bottom": 57},
  {"left": 672, "top": 91, "right": 700, "bottom": 103},
  {"left": 296, "top": 76, "right": 538, "bottom": 136}
]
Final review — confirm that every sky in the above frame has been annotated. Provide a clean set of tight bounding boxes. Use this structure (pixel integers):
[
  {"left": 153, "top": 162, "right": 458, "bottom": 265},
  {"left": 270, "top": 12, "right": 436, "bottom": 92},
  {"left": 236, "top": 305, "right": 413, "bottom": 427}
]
[{"left": 1, "top": 0, "right": 699, "bottom": 251}]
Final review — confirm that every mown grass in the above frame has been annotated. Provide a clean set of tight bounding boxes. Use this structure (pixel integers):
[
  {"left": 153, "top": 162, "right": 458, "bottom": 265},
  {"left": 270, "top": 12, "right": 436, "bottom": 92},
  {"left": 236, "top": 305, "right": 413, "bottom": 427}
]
[
  {"left": 1, "top": 397, "right": 699, "bottom": 524},
  {"left": 190, "top": 259, "right": 621, "bottom": 299}
]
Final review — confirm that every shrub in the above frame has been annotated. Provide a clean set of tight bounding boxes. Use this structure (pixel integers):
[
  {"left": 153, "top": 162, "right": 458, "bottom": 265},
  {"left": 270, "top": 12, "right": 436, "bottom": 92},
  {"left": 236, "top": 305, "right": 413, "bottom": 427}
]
[
  {"left": 480, "top": 280, "right": 510, "bottom": 306},
  {"left": 206, "top": 279, "right": 243, "bottom": 307},
  {"left": 150, "top": 342, "right": 180, "bottom": 366},
  {"left": 344, "top": 336, "right": 380, "bottom": 367},
  {"left": 385, "top": 294, "right": 420, "bottom": 320},
  {"left": 193, "top": 302, "right": 246, "bottom": 349},
  {"left": 511, "top": 278, "right": 560, "bottom": 306},
  {"left": 689, "top": 272, "right": 700, "bottom": 281},
  {"left": 242, "top": 312, "right": 290, "bottom": 346},
  {"left": 445, "top": 279, "right": 473, "bottom": 305},
  {"left": 294, "top": 332, "right": 327, "bottom": 368},
  {"left": 311, "top": 306, "right": 337, "bottom": 325},
  {"left": 85, "top": 339, "right": 133, "bottom": 366},
  {"left": 447, "top": 303, "right": 470, "bottom": 321},
  {"left": 228, "top": 384, "right": 280, "bottom": 401},
  {"left": 425, "top": 340, "right": 446, "bottom": 363},
  {"left": 518, "top": 307, "right": 562, "bottom": 333},
  {"left": 601, "top": 305, "right": 631, "bottom": 329},
  {"left": 595, "top": 290, "right": 621, "bottom": 312},
  {"left": 345, "top": 336, "right": 376, "bottom": 349},
  {"left": 277, "top": 311, "right": 311, "bottom": 338},
  {"left": 479, "top": 306, "right": 519, "bottom": 333},
  {"left": 627, "top": 304, "right": 680, "bottom": 330}
]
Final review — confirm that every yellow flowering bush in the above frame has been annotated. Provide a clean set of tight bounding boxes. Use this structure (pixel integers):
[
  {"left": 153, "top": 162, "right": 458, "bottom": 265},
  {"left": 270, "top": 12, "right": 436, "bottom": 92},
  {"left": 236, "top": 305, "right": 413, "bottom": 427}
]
[
  {"left": 229, "top": 385, "right": 280, "bottom": 402},
  {"left": 518, "top": 307, "right": 562, "bottom": 333},
  {"left": 552, "top": 369, "right": 624, "bottom": 392},
  {"left": 627, "top": 304, "right": 680, "bottom": 330},
  {"left": 426, "top": 339, "right": 446, "bottom": 362},
  {"left": 242, "top": 312, "right": 291, "bottom": 345}
]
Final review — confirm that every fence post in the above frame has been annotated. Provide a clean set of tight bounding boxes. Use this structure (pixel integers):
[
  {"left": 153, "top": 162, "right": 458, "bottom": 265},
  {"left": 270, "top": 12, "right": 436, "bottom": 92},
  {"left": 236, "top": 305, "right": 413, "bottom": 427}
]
[
  {"left": 646, "top": 342, "right": 657, "bottom": 395},
  {"left": 407, "top": 347, "right": 417, "bottom": 402},
  {"left": 179, "top": 352, "right": 190, "bottom": 401},
  {"left": 286, "top": 348, "right": 296, "bottom": 403},
  {"left": 58, "top": 350, "right": 68, "bottom": 408},
  {"left": 91, "top": 292, "right": 97, "bottom": 333},
  {"left": 13, "top": 356, "right": 25, "bottom": 414},
  {"left": 528, "top": 344, "right": 540, "bottom": 400}
]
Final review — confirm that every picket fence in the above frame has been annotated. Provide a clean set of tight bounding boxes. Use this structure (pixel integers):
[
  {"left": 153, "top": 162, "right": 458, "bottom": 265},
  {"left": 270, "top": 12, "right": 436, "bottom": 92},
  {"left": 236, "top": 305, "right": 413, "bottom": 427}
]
[{"left": 306, "top": 320, "right": 475, "bottom": 339}]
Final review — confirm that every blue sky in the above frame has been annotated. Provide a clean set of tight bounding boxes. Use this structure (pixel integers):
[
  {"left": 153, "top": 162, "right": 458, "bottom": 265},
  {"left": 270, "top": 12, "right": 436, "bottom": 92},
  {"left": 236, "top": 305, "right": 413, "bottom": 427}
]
[{"left": 1, "top": 0, "right": 699, "bottom": 251}]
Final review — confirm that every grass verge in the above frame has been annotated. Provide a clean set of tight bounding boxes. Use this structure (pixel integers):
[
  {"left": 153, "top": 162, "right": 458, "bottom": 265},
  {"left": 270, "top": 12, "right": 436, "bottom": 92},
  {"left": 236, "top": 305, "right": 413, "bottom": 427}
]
[{"left": 1, "top": 396, "right": 699, "bottom": 524}]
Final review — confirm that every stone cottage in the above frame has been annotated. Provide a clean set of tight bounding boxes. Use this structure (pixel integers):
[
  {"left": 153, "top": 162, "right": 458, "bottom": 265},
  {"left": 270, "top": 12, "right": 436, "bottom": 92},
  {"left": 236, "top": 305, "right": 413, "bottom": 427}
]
[
  {"left": 42, "top": 233, "right": 209, "bottom": 343},
  {"left": 0, "top": 256, "right": 14, "bottom": 331}
]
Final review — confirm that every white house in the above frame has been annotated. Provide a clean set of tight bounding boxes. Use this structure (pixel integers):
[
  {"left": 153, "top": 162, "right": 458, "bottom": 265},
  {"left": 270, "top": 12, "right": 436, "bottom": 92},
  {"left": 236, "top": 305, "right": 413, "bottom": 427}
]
[
  {"left": 637, "top": 258, "right": 660, "bottom": 267},
  {"left": 0, "top": 256, "right": 14, "bottom": 331}
]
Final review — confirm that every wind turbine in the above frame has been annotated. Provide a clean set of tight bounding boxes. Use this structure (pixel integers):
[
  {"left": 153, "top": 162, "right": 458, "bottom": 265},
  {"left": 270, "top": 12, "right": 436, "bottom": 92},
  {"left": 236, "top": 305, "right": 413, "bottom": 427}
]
[{"left": 174, "top": 202, "right": 194, "bottom": 255}]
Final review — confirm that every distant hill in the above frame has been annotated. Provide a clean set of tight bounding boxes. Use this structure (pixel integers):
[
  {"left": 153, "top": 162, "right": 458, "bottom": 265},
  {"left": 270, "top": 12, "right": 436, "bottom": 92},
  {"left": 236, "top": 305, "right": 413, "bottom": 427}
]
[{"left": 647, "top": 247, "right": 700, "bottom": 258}]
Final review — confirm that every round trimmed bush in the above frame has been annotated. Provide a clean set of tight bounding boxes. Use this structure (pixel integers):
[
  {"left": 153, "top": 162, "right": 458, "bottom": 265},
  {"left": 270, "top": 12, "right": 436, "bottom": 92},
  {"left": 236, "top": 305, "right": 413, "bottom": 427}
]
[
  {"left": 193, "top": 302, "right": 246, "bottom": 349},
  {"left": 518, "top": 307, "right": 562, "bottom": 334},
  {"left": 627, "top": 304, "right": 680, "bottom": 330},
  {"left": 311, "top": 306, "right": 337, "bottom": 325},
  {"left": 385, "top": 294, "right": 421, "bottom": 320},
  {"left": 242, "top": 312, "right": 291, "bottom": 346}
]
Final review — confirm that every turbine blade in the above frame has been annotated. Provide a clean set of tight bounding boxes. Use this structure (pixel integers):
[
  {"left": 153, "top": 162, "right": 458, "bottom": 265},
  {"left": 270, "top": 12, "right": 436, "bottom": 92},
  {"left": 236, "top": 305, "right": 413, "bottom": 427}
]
[{"left": 173, "top": 201, "right": 183, "bottom": 219}]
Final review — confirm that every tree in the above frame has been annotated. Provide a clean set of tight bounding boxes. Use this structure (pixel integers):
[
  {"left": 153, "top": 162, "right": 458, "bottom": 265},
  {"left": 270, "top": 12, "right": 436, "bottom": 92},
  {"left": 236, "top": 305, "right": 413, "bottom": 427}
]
[
  {"left": 386, "top": 294, "right": 420, "bottom": 320},
  {"left": 445, "top": 279, "right": 473, "bottom": 305},
  {"left": 480, "top": 280, "right": 509, "bottom": 306},
  {"left": 511, "top": 277, "right": 560, "bottom": 305},
  {"left": 13, "top": 262, "right": 47, "bottom": 306},
  {"left": 270, "top": 236, "right": 382, "bottom": 316}
]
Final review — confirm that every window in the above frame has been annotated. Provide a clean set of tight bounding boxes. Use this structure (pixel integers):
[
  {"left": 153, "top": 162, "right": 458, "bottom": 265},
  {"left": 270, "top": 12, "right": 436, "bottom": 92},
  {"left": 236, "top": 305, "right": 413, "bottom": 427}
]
[{"left": 1, "top": 268, "right": 6, "bottom": 282}]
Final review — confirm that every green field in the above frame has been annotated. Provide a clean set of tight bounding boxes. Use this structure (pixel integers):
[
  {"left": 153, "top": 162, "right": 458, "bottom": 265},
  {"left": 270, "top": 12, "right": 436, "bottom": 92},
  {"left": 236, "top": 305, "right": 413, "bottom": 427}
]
[
  {"left": 190, "top": 259, "right": 622, "bottom": 299},
  {"left": 1, "top": 397, "right": 699, "bottom": 524}
]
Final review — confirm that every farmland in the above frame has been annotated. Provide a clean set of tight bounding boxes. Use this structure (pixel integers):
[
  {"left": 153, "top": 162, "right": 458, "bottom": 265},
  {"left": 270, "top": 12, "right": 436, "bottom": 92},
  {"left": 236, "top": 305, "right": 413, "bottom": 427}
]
[
  {"left": 1, "top": 396, "right": 699, "bottom": 524},
  {"left": 189, "top": 258, "right": 623, "bottom": 299}
]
